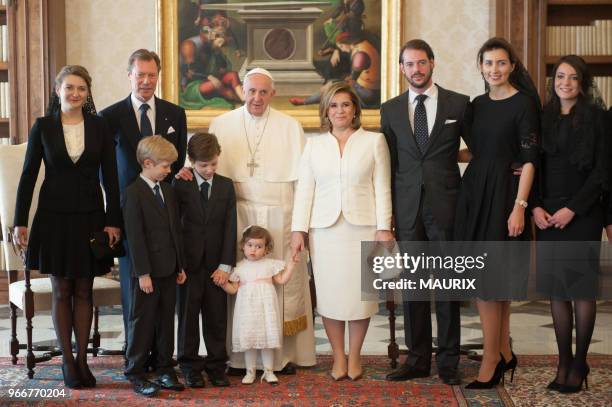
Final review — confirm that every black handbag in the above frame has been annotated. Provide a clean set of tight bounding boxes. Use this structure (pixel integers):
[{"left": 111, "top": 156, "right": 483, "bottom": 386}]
[{"left": 90, "top": 231, "right": 126, "bottom": 260}]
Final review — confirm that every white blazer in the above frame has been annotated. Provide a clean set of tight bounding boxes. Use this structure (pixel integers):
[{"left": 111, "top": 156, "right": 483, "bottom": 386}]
[{"left": 291, "top": 128, "right": 392, "bottom": 231}]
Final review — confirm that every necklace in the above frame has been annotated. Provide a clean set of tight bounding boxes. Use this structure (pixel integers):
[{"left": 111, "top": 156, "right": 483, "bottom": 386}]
[{"left": 243, "top": 108, "right": 270, "bottom": 176}]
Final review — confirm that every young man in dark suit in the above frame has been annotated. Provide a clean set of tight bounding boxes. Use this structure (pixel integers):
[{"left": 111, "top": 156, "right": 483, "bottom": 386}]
[
  {"left": 173, "top": 132, "right": 237, "bottom": 388},
  {"left": 99, "top": 49, "right": 187, "bottom": 358},
  {"left": 382, "top": 39, "right": 471, "bottom": 386},
  {"left": 123, "top": 135, "right": 187, "bottom": 397}
]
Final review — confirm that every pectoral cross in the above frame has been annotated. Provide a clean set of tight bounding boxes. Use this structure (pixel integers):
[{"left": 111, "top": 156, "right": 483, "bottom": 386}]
[{"left": 247, "top": 158, "right": 259, "bottom": 176}]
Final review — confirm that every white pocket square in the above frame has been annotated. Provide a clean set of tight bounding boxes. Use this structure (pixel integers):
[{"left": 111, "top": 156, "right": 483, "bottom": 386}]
[
  {"left": 444, "top": 119, "right": 457, "bottom": 124},
  {"left": 167, "top": 126, "right": 176, "bottom": 134}
]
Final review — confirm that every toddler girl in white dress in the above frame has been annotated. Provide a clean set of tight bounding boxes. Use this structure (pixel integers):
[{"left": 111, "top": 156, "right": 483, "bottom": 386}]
[{"left": 222, "top": 225, "right": 298, "bottom": 385}]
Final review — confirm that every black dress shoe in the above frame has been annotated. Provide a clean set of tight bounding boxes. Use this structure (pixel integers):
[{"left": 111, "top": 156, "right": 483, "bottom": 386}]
[
  {"left": 227, "top": 367, "right": 246, "bottom": 376},
  {"left": 386, "top": 364, "right": 430, "bottom": 381},
  {"left": 205, "top": 370, "right": 230, "bottom": 387},
  {"left": 183, "top": 370, "right": 205, "bottom": 388},
  {"left": 276, "top": 362, "right": 297, "bottom": 375},
  {"left": 155, "top": 372, "right": 185, "bottom": 391},
  {"left": 439, "top": 370, "right": 462, "bottom": 385},
  {"left": 130, "top": 377, "right": 159, "bottom": 397}
]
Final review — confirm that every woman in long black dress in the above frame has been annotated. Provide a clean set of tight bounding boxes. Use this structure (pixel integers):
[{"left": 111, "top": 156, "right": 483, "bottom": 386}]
[
  {"left": 13, "top": 65, "right": 121, "bottom": 388},
  {"left": 455, "top": 38, "right": 540, "bottom": 388},
  {"left": 532, "top": 55, "right": 609, "bottom": 393}
]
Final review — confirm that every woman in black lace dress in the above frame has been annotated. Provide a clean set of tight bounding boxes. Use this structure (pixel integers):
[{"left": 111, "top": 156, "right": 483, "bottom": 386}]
[
  {"left": 455, "top": 38, "right": 540, "bottom": 388},
  {"left": 532, "top": 55, "right": 609, "bottom": 393}
]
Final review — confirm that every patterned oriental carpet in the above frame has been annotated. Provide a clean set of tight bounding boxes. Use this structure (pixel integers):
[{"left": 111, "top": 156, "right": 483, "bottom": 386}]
[{"left": 0, "top": 355, "right": 610, "bottom": 406}]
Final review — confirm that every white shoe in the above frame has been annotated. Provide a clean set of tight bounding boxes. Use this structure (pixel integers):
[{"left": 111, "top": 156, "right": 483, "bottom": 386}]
[
  {"left": 261, "top": 369, "right": 279, "bottom": 385},
  {"left": 242, "top": 368, "right": 256, "bottom": 385}
]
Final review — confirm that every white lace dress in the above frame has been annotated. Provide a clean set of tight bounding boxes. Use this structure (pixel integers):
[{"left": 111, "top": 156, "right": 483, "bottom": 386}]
[{"left": 230, "top": 258, "right": 284, "bottom": 352}]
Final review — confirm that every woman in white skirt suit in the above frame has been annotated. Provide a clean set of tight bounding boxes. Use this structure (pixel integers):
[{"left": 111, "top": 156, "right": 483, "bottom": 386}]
[{"left": 291, "top": 82, "right": 393, "bottom": 381}]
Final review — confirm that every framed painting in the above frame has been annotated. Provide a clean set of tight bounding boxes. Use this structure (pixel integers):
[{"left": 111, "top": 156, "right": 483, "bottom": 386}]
[{"left": 157, "top": 0, "right": 403, "bottom": 130}]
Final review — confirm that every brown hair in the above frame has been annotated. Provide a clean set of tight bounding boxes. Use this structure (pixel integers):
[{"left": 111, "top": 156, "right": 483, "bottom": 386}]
[
  {"left": 188, "top": 132, "right": 222, "bottom": 162},
  {"left": 128, "top": 49, "right": 161, "bottom": 72},
  {"left": 136, "top": 135, "right": 178, "bottom": 166},
  {"left": 319, "top": 81, "right": 362, "bottom": 131},
  {"left": 399, "top": 39, "right": 435, "bottom": 63},
  {"left": 55, "top": 65, "right": 92, "bottom": 92},
  {"left": 240, "top": 225, "right": 274, "bottom": 253}
]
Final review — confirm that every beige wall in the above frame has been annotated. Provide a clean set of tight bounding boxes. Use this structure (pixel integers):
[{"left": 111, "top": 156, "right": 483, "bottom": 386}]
[
  {"left": 66, "top": 0, "right": 490, "bottom": 111},
  {"left": 65, "top": 0, "right": 157, "bottom": 110},
  {"left": 402, "top": 0, "right": 490, "bottom": 99}
]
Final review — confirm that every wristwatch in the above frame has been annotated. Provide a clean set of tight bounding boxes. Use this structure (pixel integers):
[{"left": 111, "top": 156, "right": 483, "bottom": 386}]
[{"left": 515, "top": 199, "right": 528, "bottom": 208}]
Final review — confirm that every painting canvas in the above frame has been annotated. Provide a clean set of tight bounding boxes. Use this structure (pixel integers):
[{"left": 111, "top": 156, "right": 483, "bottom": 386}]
[{"left": 159, "top": 0, "right": 402, "bottom": 129}]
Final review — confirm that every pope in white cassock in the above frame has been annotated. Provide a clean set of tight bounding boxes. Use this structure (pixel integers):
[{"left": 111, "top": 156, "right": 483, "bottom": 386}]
[{"left": 209, "top": 68, "right": 317, "bottom": 372}]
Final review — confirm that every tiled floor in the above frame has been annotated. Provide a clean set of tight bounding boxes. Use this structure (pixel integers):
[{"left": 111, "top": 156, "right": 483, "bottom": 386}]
[{"left": 0, "top": 301, "right": 610, "bottom": 358}]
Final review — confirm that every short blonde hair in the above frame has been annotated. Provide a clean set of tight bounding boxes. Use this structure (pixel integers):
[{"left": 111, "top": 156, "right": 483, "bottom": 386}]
[
  {"left": 136, "top": 135, "right": 178, "bottom": 166},
  {"left": 319, "top": 81, "right": 362, "bottom": 132}
]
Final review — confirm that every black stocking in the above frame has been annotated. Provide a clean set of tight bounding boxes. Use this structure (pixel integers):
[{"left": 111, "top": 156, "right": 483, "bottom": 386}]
[
  {"left": 50, "top": 276, "right": 76, "bottom": 375},
  {"left": 550, "top": 300, "right": 573, "bottom": 384},
  {"left": 73, "top": 278, "right": 94, "bottom": 367},
  {"left": 566, "top": 300, "right": 596, "bottom": 387}
]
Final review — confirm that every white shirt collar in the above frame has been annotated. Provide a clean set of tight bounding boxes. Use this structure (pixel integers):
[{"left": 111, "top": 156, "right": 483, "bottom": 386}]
[
  {"left": 193, "top": 169, "right": 214, "bottom": 188},
  {"left": 139, "top": 173, "right": 159, "bottom": 190},
  {"left": 409, "top": 84, "right": 438, "bottom": 104},
  {"left": 131, "top": 93, "right": 156, "bottom": 115}
]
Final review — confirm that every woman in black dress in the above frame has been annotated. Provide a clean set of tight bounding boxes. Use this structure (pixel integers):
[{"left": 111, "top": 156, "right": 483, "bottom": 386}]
[
  {"left": 455, "top": 38, "right": 540, "bottom": 388},
  {"left": 532, "top": 55, "right": 609, "bottom": 393},
  {"left": 13, "top": 65, "right": 121, "bottom": 388}
]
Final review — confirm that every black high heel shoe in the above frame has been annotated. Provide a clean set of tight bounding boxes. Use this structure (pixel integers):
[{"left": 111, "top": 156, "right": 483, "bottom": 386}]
[
  {"left": 465, "top": 359, "right": 505, "bottom": 389},
  {"left": 558, "top": 365, "right": 589, "bottom": 393},
  {"left": 501, "top": 352, "right": 517, "bottom": 384},
  {"left": 77, "top": 362, "right": 97, "bottom": 388},
  {"left": 546, "top": 378, "right": 562, "bottom": 391},
  {"left": 61, "top": 363, "right": 83, "bottom": 389}
]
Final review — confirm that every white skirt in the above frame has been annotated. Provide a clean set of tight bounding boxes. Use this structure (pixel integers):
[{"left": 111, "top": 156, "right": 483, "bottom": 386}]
[{"left": 309, "top": 214, "right": 379, "bottom": 321}]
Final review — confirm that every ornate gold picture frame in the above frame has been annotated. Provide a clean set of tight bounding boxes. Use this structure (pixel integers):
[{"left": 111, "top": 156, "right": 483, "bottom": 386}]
[{"left": 157, "top": 0, "right": 402, "bottom": 130}]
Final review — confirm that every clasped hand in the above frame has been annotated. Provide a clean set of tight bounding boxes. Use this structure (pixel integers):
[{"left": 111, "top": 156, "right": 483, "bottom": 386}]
[{"left": 533, "top": 207, "right": 575, "bottom": 230}]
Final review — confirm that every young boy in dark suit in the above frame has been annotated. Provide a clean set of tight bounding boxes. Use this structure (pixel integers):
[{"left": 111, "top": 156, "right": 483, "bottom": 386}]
[
  {"left": 173, "top": 132, "right": 237, "bottom": 388},
  {"left": 123, "top": 135, "right": 187, "bottom": 397}
]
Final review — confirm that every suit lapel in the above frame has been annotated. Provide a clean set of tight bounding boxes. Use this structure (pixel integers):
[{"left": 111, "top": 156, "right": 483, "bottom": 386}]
[
  {"left": 77, "top": 113, "right": 95, "bottom": 167},
  {"left": 188, "top": 172, "right": 206, "bottom": 222},
  {"left": 205, "top": 177, "right": 219, "bottom": 224},
  {"left": 154, "top": 97, "right": 169, "bottom": 135},
  {"left": 424, "top": 86, "right": 448, "bottom": 155},
  {"left": 161, "top": 182, "right": 177, "bottom": 233},
  {"left": 52, "top": 110, "right": 81, "bottom": 167},
  {"left": 122, "top": 95, "right": 142, "bottom": 152},
  {"left": 396, "top": 92, "right": 422, "bottom": 158},
  {"left": 137, "top": 177, "right": 166, "bottom": 218}
]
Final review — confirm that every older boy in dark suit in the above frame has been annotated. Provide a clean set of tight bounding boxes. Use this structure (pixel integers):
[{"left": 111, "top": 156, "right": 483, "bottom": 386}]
[
  {"left": 123, "top": 135, "right": 187, "bottom": 397},
  {"left": 173, "top": 133, "right": 237, "bottom": 387}
]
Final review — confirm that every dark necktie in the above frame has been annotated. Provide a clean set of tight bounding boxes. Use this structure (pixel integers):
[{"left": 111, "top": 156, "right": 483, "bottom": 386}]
[
  {"left": 139, "top": 103, "right": 153, "bottom": 137},
  {"left": 200, "top": 181, "right": 210, "bottom": 211},
  {"left": 153, "top": 184, "right": 165, "bottom": 207},
  {"left": 414, "top": 94, "right": 429, "bottom": 153}
]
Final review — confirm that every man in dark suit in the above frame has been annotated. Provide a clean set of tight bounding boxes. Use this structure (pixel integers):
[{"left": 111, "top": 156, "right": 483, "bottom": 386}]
[
  {"left": 173, "top": 133, "right": 236, "bottom": 388},
  {"left": 382, "top": 39, "right": 470, "bottom": 385},
  {"left": 123, "top": 135, "right": 186, "bottom": 396},
  {"left": 99, "top": 49, "right": 187, "bottom": 348}
]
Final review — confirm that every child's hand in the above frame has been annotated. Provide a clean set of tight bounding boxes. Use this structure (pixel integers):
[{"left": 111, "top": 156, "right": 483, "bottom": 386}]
[
  {"left": 211, "top": 269, "right": 229, "bottom": 286},
  {"left": 139, "top": 274, "right": 154, "bottom": 294},
  {"left": 176, "top": 270, "right": 187, "bottom": 285},
  {"left": 289, "top": 252, "right": 300, "bottom": 264}
]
